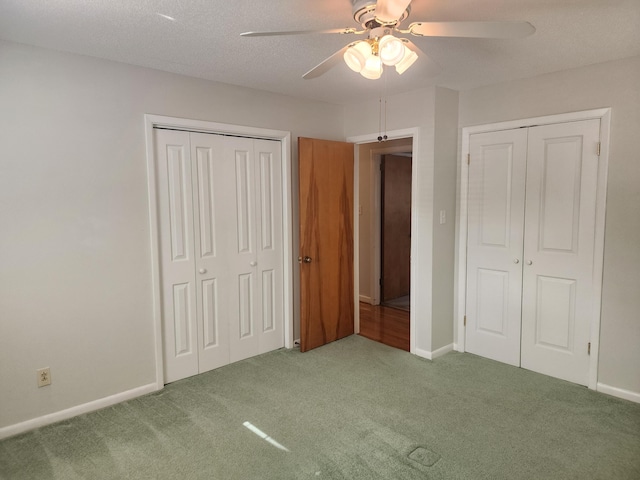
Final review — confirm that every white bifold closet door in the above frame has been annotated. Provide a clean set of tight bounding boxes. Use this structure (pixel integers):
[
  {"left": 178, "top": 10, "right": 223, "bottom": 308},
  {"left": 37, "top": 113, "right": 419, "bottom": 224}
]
[
  {"left": 155, "top": 129, "right": 284, "bottom": 384},
  {"left": 466, "top": 119, "right": 600, "bottom": 386}
]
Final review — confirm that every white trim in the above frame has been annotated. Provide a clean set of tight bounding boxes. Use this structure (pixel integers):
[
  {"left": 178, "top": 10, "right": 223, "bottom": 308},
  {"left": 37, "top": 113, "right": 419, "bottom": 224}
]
[
  {"left": 413, "top": 344, "right": 453, "bottom": 360},
  {"left": 348, "top": 128, "right": 420, "bottom": 355},
  {"left": 359, "top": 294, "right": 373, "bottom": 304},
  {"left": 144, "top": 115, "right": 294, "bottom": 387},
  {"left": 597, "top": 383, "right": 640, "bottom": 404},
  {"left": 455, "top": 108, "right": 611, "bottom": 390},
  {"left": 0, "top": 383, "right": 158, "bottom": 440}
]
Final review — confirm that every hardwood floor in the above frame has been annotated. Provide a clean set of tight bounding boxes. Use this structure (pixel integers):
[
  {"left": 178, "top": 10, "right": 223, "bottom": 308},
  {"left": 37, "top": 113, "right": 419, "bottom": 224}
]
[{"left": 358, "top": 302, "right": 410, "bottom": 352}]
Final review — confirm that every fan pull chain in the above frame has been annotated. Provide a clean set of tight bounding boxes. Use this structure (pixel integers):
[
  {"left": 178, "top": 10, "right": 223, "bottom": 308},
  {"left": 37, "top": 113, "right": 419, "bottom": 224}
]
[{"left": 378, "top": 67, "right": 388, "bottom": 142}]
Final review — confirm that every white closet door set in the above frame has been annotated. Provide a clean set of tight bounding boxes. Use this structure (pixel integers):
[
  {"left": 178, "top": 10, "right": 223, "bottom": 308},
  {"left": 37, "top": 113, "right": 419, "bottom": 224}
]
[
  {"left": 456, "top": 109, "right": 610, "bottom": 388},
  {"left": 145, "top": 116, "right": 293, "bottom": 385}
]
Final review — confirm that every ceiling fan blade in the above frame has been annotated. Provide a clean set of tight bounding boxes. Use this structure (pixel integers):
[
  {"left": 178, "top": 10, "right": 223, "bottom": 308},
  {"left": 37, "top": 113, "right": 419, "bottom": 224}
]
[
  {"left": 302, "top": 44, "right": 351, "bottom": 80},
  {"left": 408, "top": 21, "right": 535, "bottom": 39},
  {"left": 375, "top": 0, "right": 413, "bottom": 23},
  {"left": 401, "top": 39, "right": 440, "bottom": 75},
  {"left": 241, "top": 28, "right": 360, "bottom": 37}
]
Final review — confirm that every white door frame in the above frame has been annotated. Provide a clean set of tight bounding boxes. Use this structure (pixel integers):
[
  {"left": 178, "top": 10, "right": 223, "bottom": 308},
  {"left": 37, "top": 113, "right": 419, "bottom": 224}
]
[
  {"left": 454, "top": 108, "right": 611, "bottom": 390},
  {"left": 348, "top": 128, "right": 420, "bottom": 354},
  {"left": 144, "top": 114, "right": 294, "bottom": 389}
]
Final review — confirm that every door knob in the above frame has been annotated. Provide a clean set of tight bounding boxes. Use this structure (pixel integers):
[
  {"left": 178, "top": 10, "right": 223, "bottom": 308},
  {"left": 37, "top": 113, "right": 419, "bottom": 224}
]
[
  {"left": 526, "top": 260, "right": 533, "bottom": 265},
  {"left": 303, "top": 256, "right": 312, "bottom": 264},
  {"left": 250, "top": 261, "right": 257, "bottom": 267},
  {"left": 513, "top": 259, "right": 520, "bottom": 264},
  {"left": 199, "top": 268, "right": 207, "bottom": 274}
]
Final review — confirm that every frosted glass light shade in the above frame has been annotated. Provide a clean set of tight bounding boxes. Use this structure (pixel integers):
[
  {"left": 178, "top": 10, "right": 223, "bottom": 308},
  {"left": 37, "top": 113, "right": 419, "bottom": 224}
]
[
  {"left": 375, "top": 0, "right": 409, "bottom": 23},
  {"left": 361, "top": 55, "right": 382, "bottom": 79},
  {"left": 343, "top": 41, "right": 372, "bottom": 73},
  {"left": 395, "top": 46, "right": 418, "bottom": 74},
  {"left": 379, "top": 35, "right": 405, "bottom": 66}
]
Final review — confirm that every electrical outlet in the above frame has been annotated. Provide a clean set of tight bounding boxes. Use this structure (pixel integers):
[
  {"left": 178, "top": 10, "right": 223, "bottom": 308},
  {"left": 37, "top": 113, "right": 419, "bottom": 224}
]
[{"left": 37, "top": 367, "right": 51, "bottom": 387}]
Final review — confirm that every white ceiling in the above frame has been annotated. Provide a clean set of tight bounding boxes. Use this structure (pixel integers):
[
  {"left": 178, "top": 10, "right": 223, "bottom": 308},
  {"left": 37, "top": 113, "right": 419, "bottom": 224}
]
[{"left": 1, "top": 0, "right": 639, "bottom": 105}]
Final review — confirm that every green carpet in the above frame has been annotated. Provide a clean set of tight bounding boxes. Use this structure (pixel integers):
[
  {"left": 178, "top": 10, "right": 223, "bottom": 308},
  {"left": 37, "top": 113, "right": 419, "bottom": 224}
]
[{"left": 2, "top": 335, "right": 639, "bottom": 479}]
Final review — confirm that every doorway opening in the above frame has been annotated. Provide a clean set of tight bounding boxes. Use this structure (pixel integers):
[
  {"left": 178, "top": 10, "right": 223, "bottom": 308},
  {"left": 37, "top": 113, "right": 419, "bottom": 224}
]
[{"left": 356, "top": 137, "right": 413, "bottom": 351}]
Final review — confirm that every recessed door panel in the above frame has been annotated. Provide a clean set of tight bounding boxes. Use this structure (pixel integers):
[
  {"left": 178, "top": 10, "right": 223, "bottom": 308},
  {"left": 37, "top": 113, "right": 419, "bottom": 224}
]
[
  {"left": 262, "top": 270, "right": 275, "bottom": 332},
  {"left": 167, "top": 145, "right": 191, "bottom": 261},
  {"left": 195, "top": 146, "right": 217, "bottom": 258},
  {"left": 534, "top": 276, "right": 576, "bottom": 351},
  {"left": 479, "top": 144, "right": 513, "bottom": 248},
  {"left": 238, "top": 273, "right": 253, "bottom": 339},
  {"left": 538, "top": 137, "right": 583, "bottom": 253},
  {"left": 172, "top": 283, "right": 193, "bottom": 356},
  {"left": 260, "top": 152, "right": 275, "bottom": 251},
  {"left": 201, "top": 278, "right": 219, "bottom": 348},
  {"left": 476, "top": 269, "right": 509, "bottom": 337},
  {"left": 235, "top": 150, "right": 253, "bottom": 254}
]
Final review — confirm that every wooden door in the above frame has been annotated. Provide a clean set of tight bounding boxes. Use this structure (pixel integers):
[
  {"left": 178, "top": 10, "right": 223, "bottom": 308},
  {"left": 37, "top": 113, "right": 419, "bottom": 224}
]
[
  {"left": 465, "top": 128, "right": 528, "bottom": 367},
  {"left": 520, "top": 119, "right": 600, "bottom": 385},
  {"left": 381, "top": 154, "right": 412, "bottom": 301},
  {"left": 298, "top": 137, "right": 354, "bottom": 352}
]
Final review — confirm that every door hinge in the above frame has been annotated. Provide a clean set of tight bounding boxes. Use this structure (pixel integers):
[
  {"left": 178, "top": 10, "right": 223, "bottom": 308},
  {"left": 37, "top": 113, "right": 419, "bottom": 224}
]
[
  {"left": 588, "top": 342, "right": 591, "bottom": 355},
  {"left": 596, "top": 142, "right": 601, "bottom": 156},
  {"left": 467, "top": 153, "right": 470, "bottom": 165},
  {"left": 464, "top": 315, "right": 467, "bottom": 327}
]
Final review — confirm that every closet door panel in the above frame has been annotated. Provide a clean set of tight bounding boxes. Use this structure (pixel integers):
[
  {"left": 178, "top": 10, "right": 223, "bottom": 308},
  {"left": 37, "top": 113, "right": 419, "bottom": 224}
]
[
  {"left": 190, "top": 133, "right": 230, "bottom": 372},
  {"left": 155, "top": 129, "right": 199, "bottom": 383},
  {"left": 521, "top": 119, "right": 600, "bottom": 385},
  {"left": 225, "top": 138, "right": 260, "bottom": 362},
  {"left": 466, "top": 129, "right": 527, "bottom": 366},
  {"left": 255, "top": 140, "right": 285, "bottom": 353}
]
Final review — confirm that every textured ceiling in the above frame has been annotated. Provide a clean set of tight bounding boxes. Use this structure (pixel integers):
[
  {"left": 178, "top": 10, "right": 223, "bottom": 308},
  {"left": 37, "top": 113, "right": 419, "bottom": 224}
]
[{"left": 1, "top": 0, "right": 639, "bottom": 105}]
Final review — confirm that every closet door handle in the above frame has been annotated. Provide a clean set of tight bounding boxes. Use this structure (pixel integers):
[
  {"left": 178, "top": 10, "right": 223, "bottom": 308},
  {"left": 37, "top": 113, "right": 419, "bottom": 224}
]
[
  {"left": 513, "top": 259, "right": 520, "bottom": 264},
  {"left": 250, "top": 261, "right": 257, "bottom": 267},
  {"left": 199, "top": 268, "right": 207, "bottom": 274},
  {"left": 526, "top": 260, "right": 533, "bottom": 266}
]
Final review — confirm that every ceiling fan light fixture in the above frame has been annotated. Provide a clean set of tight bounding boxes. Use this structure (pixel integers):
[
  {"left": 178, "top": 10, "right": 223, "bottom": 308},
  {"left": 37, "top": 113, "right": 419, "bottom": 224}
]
[
  {"left": 360, "top": 55, "right": 382, "bottom": 79},
  {"left": 395, "top": 46, "right": 418, "bottom": 74},
  {"left": 379, "top": 35, "right": 404, "bottom": 66},
  {"left": 343, "top": 41, "right": 372, "bottom": 73}
]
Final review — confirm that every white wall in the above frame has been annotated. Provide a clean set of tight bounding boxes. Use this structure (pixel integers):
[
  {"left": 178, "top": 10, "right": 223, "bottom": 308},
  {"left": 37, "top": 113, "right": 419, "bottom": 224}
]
[
  {"left": 458, "top": 55, "right": 640, "bottom": 396},
  {"left": 0, "top": 40, "right": 345, "bottom": 432}
]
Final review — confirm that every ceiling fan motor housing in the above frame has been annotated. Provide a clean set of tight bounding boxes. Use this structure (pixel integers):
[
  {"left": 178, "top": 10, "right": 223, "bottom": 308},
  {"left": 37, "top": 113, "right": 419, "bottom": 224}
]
[{"left": 352, "top": 0, "right": 410, "bottom": 28}]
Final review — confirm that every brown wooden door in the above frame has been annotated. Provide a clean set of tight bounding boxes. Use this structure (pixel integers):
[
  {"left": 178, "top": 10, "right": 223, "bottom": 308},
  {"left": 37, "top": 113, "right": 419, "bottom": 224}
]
[
  {"left": 381, "top": 154, "right": 412, "bottom": 301},
  {"left": 298, "top": 137, "right": 354, "bottom": 352}
]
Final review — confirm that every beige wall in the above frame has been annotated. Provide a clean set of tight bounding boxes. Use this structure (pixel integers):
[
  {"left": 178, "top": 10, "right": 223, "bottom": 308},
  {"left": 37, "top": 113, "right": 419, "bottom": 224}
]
[
  {"left": 458, "top": 55, "right": 640, "bottom": 394},
  {"left": 0, "top": 40, "right": 345, "bottom": 431}
]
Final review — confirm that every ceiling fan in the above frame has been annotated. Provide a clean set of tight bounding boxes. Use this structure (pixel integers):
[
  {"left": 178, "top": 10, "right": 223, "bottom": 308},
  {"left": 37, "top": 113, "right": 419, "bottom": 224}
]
[{"left": 241, "top": 0, "right": 535, "bottom": 80}]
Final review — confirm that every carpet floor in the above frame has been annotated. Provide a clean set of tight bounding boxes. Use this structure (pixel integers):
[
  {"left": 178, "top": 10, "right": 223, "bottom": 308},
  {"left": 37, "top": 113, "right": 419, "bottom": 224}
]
[{"left": 1, "top": 335, "right": 639, "bottom": 479}]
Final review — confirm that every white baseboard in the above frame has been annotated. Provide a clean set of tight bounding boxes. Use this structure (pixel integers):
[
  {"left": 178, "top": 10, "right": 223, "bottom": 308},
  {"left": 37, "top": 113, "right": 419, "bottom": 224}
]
[
  {"left": 0, "top": 382, "right": 159, "bottom": 440},
  {"left": 359, "top": 295, "right": 372, "bottom": 303},
  {"left": 413, "top": 343, "right": 454, "bottom": 361},
  {"left": 597, "top": 383, "right": 640, "bottom": 404}
]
